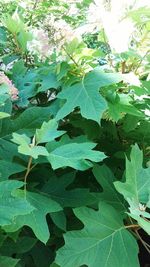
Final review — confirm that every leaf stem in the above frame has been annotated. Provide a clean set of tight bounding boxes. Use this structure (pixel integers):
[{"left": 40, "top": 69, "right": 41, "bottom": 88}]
[
  {"left": 62, "top": 45, "right": 79, "bottom": 67},
  {"left": 134, "top": 50, "right": 150, "bottom": 75}
]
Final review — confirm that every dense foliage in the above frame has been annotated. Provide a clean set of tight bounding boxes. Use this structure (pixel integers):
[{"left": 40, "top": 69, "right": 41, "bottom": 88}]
[{"left": 0, "top": 0, "right": 150, "bottom": 266}]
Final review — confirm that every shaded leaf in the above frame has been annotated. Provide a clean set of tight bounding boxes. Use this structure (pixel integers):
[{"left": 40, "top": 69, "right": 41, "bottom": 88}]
[
  {"left": 0, "top": 256, "right": 19, "bottom": 267},
  {"left": 0, "top": 160, "right": 26, "bottom": 181},
  {"left": 42, "top": 171, "right": 96, "bottom": 207},
  {"left": 4, "top": 190, "right": 62, "bottom": 243},
  {"left": 93, "top": 164, "right": 126, "bottom": 212}
]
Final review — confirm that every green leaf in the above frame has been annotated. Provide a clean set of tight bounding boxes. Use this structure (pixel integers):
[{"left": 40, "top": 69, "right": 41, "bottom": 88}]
[
  {"left": 37, "top": 69, "right": 60, "bottom": 93},
  {"left": 129, "top": 213, "right": 150, "bottom": 235},
  {"left": 114, "top": 145, "right": 150, "bottom": 204},
  {"left": 4, "top": 190, "right": 62, "bottom": 244},
  {"left": 56, "top": 70, "right": 122, "bottom": 123},
  {"left": 0, "top": 256, "right": 19, "bottom": 267},
  {"left": 17, "top": 30, "right": 32, "bottom": 52},
  {"left": 107, "top": 94, "right": 144, "bottom": 122},
  {"left": 11, "top": 106, "right": 53, "bottom": 134},
  {"left": 42, "top": 171, "right": 97, "bottom": 207},
  {"left": 0, "top": 180, "right": 34, "bottom": 226},
  {"left": 127, "top": 197, "right": 150, "bottom": 235},
  {"left": 0, "top": 236, "right": 36, "bottom": 255},
  {"left": 31, "top": 242, "right": 54, "bottom": 267},
  {"left": 0, "top": 139, "right": 18, "bottom": 161},
  {"left": 0, "top": 27, "right": 7, "bottom": 48},
  {"left": 46, "top": 136, "right": 106, "bottom": 170},
  {"left": 51, "top": 211, "right": 66, "bottom": 231},
  {"left": 36, "top": 119, "right": 65, "bottom": 144},
  {"left": 56, "top": 203, "right": 139, "bottom": 267},
  {"left": 50, "top": 263, "right": 59, "bottom": 267},
  {"left": 2, "top": 12, "right": 25, "bottom": 34},
  {"left": 93, "top": 164, "right": 126, "bottom": 212},
  {"left": 0, "top": 160, "right": 26, "bottom": 181},
  {"left": 12, "top": 133, "right": 49, "bottom": 159},
  {"left": 0, "top": 112, "right": 10, "bottom": 119}
]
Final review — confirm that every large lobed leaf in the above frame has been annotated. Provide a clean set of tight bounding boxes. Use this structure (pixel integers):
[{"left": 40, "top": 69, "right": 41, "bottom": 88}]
[
  {"left": 56, "top": 203, "right": 139, "bottom": 267},
  {"left": 56, "top": 69, "right": 122, "bottom": 123},
  {"left": 114, "top": 144, "right": 150, "bottom": 204}
]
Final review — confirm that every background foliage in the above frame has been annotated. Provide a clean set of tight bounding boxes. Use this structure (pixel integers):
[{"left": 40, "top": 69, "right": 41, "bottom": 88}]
[{"left": 0, "top": 0, "right": 150, "bottom": 266}]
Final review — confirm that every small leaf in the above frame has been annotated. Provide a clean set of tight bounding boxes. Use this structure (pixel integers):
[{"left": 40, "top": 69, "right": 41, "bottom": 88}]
[
  {"left": 12, "top": 133, "right": 49, "bottom": 159},
  {"left": 36, "top": 119, "right": 65, "bottom": 144}
]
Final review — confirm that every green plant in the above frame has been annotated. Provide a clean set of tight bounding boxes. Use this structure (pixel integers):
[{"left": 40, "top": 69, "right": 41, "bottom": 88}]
[{"left": 0, "top": 1, "right": 149, "bottom": 266}]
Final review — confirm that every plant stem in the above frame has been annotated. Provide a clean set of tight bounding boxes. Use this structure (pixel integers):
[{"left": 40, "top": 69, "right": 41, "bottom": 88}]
[
  {"left": 134, "top": 50, "right": 150, "bottom": 75},
  {"left": 135, "top": 229, "right": 150, "bottom": 254},
  {"left": 125, "top": 224, "right": 139, "bottom": 229},
  {"left": 24, "top": 156, "right": 33, "bottom": 193},
  {"left": 121, "top": 61, "right": 126, "bottom": 73},
  {"left": 62, "top": 46, "right": 79, "bottom": 68}
]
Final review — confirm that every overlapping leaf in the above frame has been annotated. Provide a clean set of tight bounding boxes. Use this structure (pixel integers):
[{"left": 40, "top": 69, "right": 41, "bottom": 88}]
[
  {"left": 46, "top": 136, "right": 106, "bottom": 170},
  {"left": 12, "top": 133, "right": 49, "bottom": 159},
  {"left": 0, "top": 180, "right": 34, "bottom": 226},
  {"left": 0, "top": 160, "right": 26, "bottom": 181},
  {"left": 42, "top": 172, "right": 97, "bottom": 207},
  {"left": 93, "top": 164, "right": 126, "bottom": 212},
  {"left": 35, "top": 119, "right": 65, "bottom": 144},
  {"left": 4, "top": 190, "right": 62, "bottom": 243}
]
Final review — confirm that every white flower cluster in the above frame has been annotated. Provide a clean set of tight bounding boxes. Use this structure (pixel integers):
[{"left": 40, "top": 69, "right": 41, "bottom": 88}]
[
  {"left": 45, "top": 15, "right": 78, "bottom": 47},
  {"left": 27, "top": 16, "right": 79, "bottom": 59},
  {"left": 27, "top": 29, "right": 52, "bottom": 60}
]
